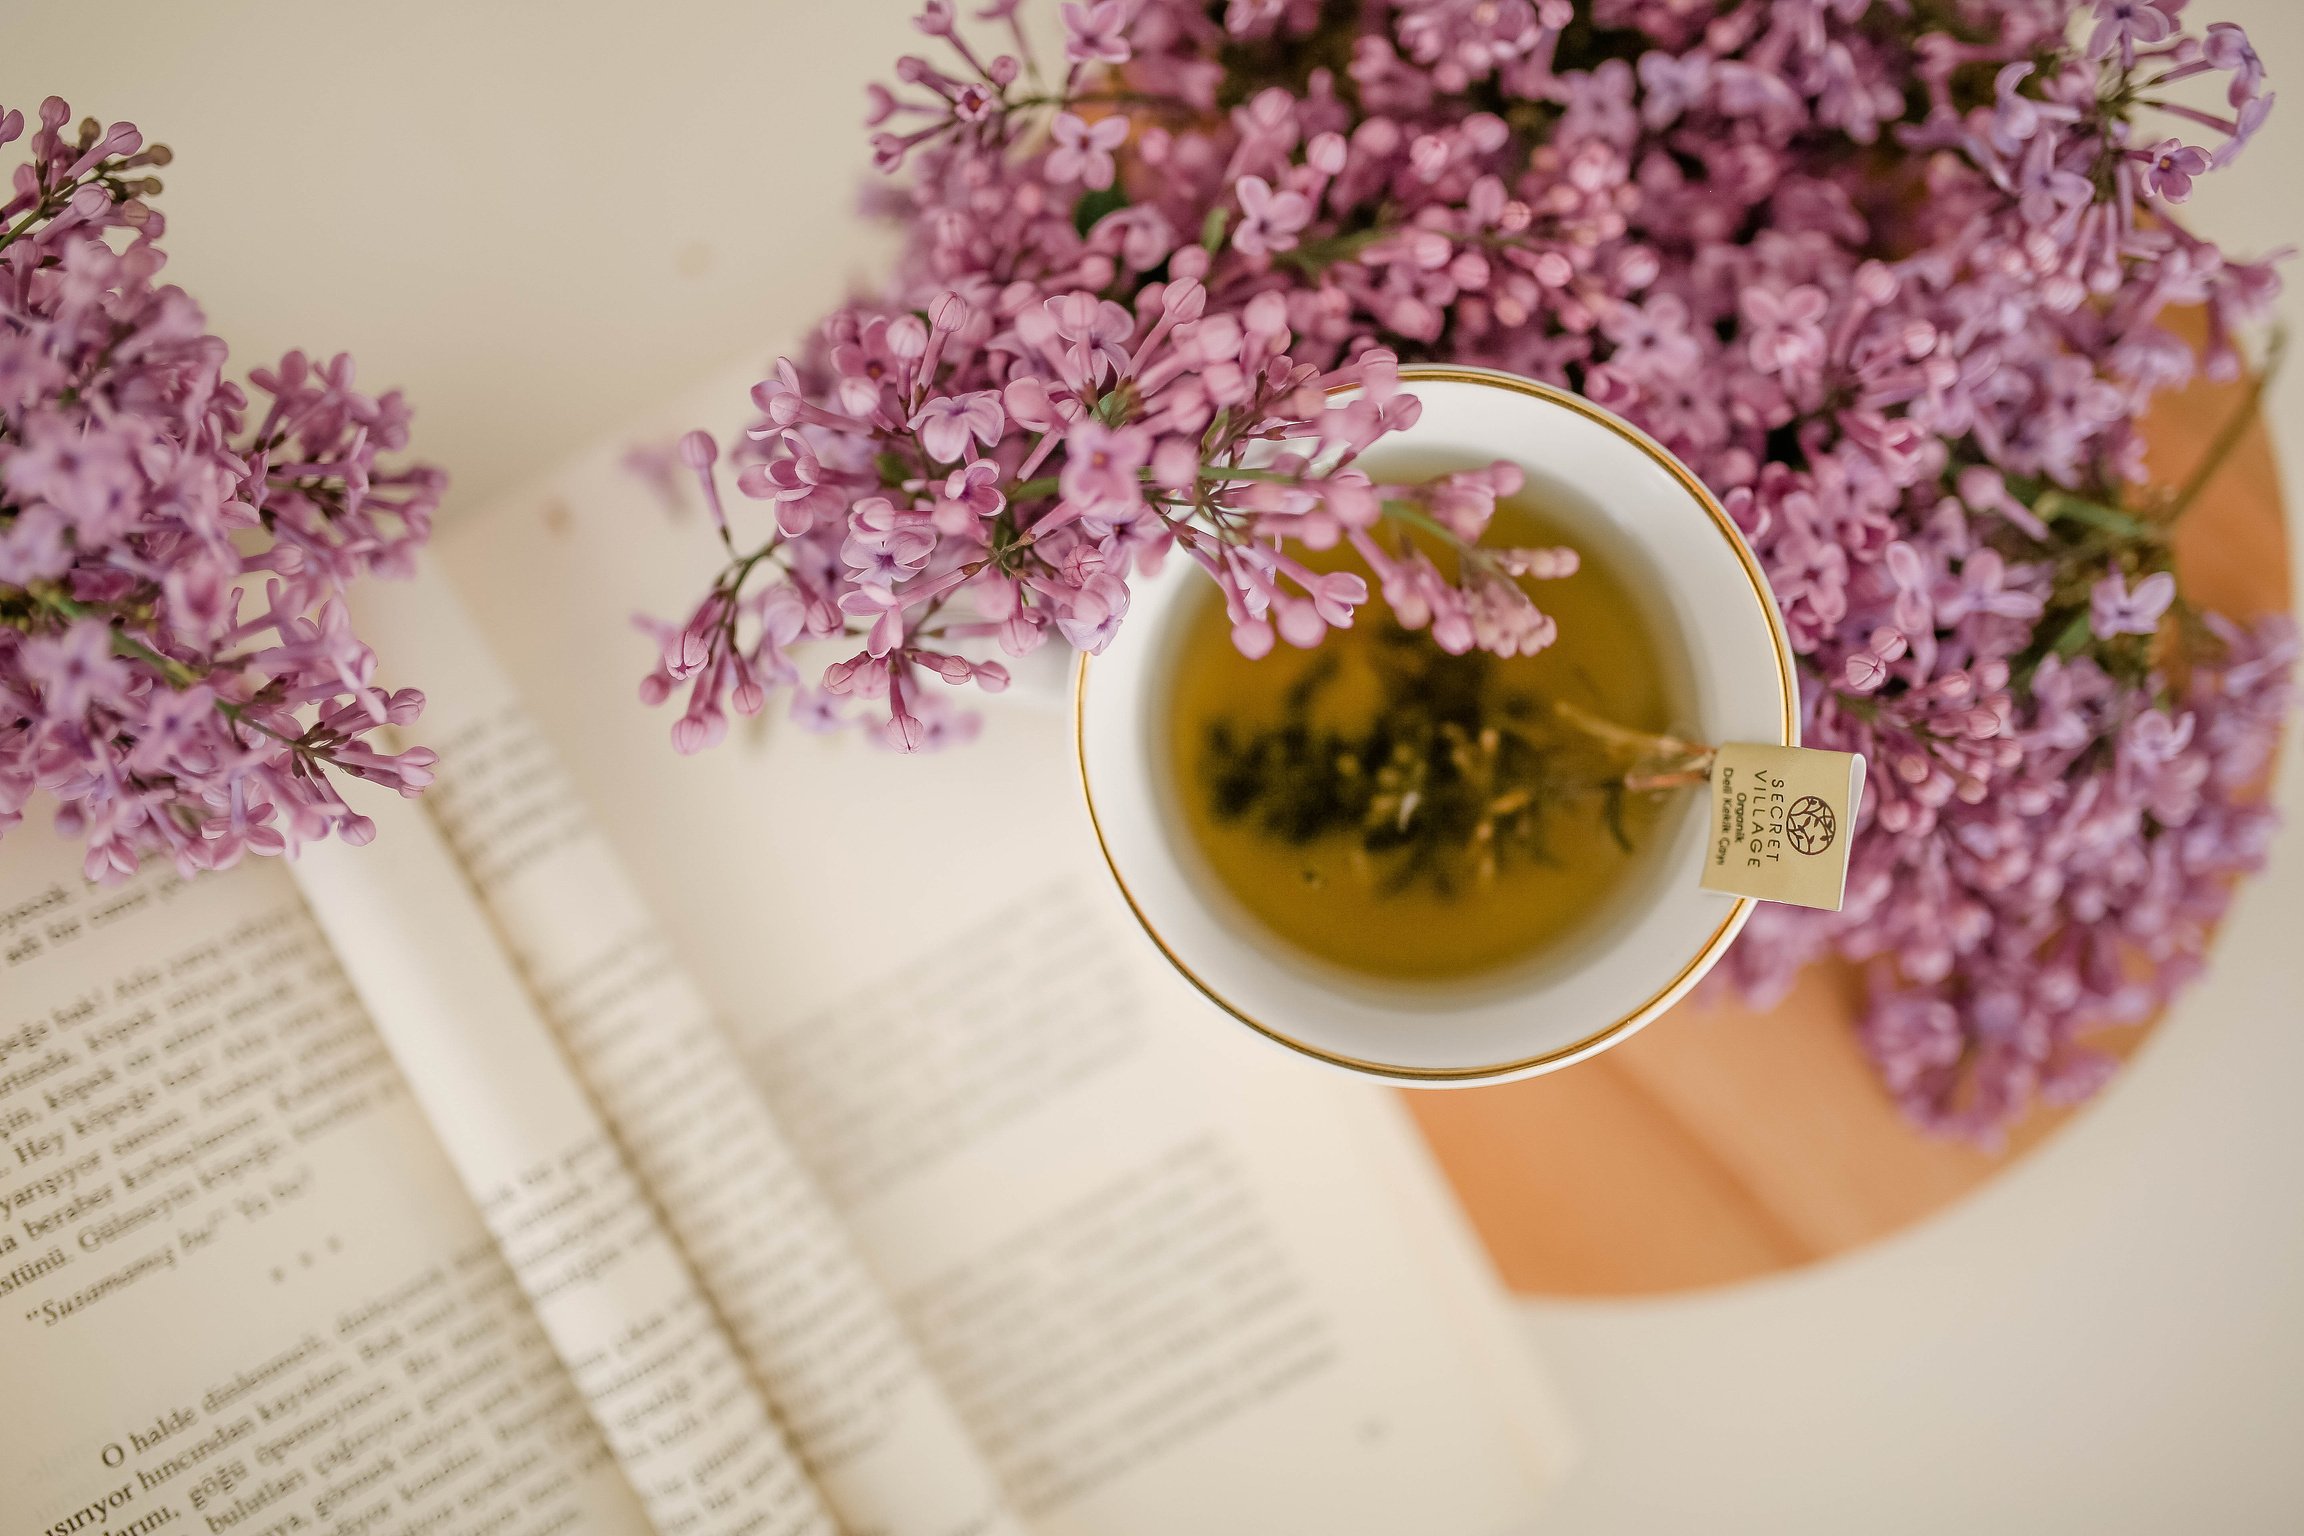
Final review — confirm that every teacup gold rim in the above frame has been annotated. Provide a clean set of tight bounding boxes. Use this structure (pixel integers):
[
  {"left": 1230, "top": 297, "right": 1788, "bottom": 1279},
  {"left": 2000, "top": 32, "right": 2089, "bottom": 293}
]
[{"left": 1073, "top": 366, "right": 1800, "bottom": 1084}]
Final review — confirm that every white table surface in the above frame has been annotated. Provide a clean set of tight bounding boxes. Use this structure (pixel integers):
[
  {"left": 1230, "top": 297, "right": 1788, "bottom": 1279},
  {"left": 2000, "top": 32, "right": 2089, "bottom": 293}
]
[{"left": 9, "top": 5, "right": 2301, "bottom": 1529}]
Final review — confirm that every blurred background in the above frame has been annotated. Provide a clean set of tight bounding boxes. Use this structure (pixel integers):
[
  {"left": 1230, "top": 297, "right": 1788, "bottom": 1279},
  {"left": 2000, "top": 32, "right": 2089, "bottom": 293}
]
[{"left": 7, "top": 3, "right": 2300, "bottom": 1528}]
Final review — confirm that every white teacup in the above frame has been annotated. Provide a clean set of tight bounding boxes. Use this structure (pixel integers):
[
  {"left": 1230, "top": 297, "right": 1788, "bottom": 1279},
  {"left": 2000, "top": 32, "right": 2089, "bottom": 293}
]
[{"left": 1075, "top": 367, "right": 1798, "bottom": 1086}]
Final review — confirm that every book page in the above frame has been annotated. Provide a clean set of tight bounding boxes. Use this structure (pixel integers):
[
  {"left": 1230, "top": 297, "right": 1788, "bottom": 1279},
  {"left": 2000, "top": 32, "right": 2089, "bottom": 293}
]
[
  {"left": 344, "top": 563, "right": 1022, "bottom": 1536},
  {"left": 430, "top": 369, "right": 1575, "bottom": 1536},
  {"left": 0, "top": 829, "right": 655, "bottom": 1536},
  {"left": 295, "top": 787, "right": 838, "bottom": 1536},
  {"left": 743, "top": 882, "right": 1576, "bottom": 1536}
]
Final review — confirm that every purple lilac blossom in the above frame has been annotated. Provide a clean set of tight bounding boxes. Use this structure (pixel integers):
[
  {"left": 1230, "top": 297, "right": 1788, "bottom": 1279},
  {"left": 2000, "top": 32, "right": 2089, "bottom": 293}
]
[
  {"left": 1, "top": 99, "right": 443, "bottom": 881},
  {"left": 648, "top": 0, "right": 2294, "bottom": 1140}
]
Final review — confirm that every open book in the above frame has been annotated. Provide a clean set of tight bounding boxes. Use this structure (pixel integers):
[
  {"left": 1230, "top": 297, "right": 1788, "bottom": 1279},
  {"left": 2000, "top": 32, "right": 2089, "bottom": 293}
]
[{"left": 0, "top": 368, "right": 1572, "bottom": 1536}]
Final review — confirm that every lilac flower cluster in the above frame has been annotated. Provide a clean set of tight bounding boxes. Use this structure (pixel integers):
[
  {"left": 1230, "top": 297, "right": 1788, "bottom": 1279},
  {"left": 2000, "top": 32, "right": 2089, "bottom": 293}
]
[
  {"left": 647, "top": 307, "right": 1562, "bottom": 750},
  {"left": 1, "top": 99, "right": 443, "bottom": 880},
  {"left": 658, "top": 0, "right": 2294, "bottom": 1136}
]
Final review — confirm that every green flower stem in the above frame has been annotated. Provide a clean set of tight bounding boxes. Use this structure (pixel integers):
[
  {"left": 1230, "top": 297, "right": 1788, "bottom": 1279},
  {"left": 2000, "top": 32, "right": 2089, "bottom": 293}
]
[
  {"left": 28, "top": 587, "right": 316, "bottom": 759},
  {"left": 2171, "top": 324, "right": 2287, "bottom": 517},
  {"left": 2033, "top": 489, "right": 2166, "bottom": 542}
]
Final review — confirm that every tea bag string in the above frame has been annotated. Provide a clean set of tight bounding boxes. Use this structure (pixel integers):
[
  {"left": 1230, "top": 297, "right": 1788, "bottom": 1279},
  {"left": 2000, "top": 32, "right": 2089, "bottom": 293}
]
[{"left": 1550, "top": 699, "right": 1718, "bottom": 793}]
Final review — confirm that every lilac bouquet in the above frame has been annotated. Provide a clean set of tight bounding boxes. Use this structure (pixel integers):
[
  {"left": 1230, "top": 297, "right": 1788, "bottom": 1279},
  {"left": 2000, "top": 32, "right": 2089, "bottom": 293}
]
[
  {"left": 652, "top": 0, "right": 2294, "bottom": 1138},
  {"left": 0, "top": 99, "right": 443, "bottom": 880}
]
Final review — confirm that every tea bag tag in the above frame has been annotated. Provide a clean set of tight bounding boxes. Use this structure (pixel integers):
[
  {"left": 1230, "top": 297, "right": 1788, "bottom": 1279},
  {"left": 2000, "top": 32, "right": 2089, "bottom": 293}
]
[{"left": 1699, "top": 743, "right": 1867, "bottom": 912}]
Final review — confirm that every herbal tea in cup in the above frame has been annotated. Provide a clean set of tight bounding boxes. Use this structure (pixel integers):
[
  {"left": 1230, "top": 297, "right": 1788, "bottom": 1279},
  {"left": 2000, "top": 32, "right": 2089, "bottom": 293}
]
[
  {"left": 1166, "top": 494, "right": 1706, "bottom": 983},
  {"left": 1077, "top": 369, "right": 1799, "bottom": 1085}
]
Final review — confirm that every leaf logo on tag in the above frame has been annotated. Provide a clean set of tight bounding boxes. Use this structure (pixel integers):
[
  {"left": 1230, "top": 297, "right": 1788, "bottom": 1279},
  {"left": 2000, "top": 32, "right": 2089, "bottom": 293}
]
[{"left": 1786, "top": 796, "right": 1836, "bottom": 856}]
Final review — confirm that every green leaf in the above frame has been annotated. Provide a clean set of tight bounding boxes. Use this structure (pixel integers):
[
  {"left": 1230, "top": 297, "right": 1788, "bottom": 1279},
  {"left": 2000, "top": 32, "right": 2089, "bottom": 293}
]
[
  {"left": 2052, "top": 610, "right": 2095, "bottom": 657},
  {"left": 1073, "top": 184, "right": 1128, "bottom": 238},
  {"left": 2034, "top": 489, "right": 2162, "bottom": 543},
  {"left": 1200, "top": 205, "right": 1230, "bottom": 253}
]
